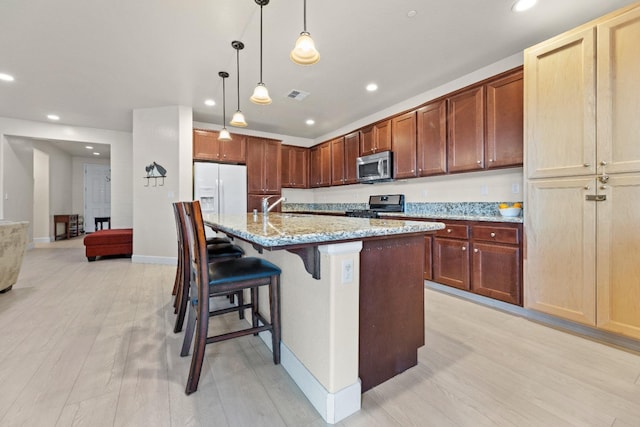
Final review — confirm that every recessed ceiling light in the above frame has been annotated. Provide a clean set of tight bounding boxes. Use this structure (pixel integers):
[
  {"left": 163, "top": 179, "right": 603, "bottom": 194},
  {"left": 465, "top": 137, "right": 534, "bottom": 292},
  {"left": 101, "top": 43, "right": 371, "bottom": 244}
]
[
  {"left": 306, "top": 119, "right": 315, "bottom": 125},
  {"left": 204, "top": 99, "right": 215, "bottom": 106},
  {"left": 512, "top": 0, "right": 537, "bottom": 12},
  {"left": 85, "top": 145, "right": 93, "bottom": 149},
  {"left": 366, "top": 83, "right": 378, "bottom": 92},
  {"left": 407, "top": 10, "right": 417, "bottom": 18},
  {"left": 93, "top": 152, "right": 100, "bottom": 156},
  {"left": 47, "top": 114, "right": 60, "bottom": 121},
  {"left": 0, "top": 73, "right": 15, "bottom": 82}
]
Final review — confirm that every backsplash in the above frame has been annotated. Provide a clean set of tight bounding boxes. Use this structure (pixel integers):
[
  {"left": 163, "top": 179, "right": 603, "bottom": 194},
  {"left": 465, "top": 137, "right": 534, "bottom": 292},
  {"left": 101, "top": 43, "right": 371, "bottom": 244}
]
[{"left": 284, "top": 201, "right": 522, "bottom": 217}]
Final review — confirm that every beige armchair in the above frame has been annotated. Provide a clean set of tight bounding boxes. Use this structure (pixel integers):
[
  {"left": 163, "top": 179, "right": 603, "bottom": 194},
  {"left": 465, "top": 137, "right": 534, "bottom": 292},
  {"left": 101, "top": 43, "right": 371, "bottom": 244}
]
[{"left": 0, "top": 221, "right": 29, "bottom": 293}]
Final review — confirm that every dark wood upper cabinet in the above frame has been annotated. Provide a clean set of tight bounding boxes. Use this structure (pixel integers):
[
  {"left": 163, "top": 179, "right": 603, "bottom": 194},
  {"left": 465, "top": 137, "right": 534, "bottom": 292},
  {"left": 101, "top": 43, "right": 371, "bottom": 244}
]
[
  {"left": 447, "top": 85, "right": 485, "bottom": 173},
  {"left": 485, "top": 69, "right": 524, "bottom": 169},
  {"left": 246, "top": 137, "right": 281, "bottom": 194},
  {"left": 391, "top": 111, "right": 417, "bottom": 179},
  {"left": 343, "top": 131, "right": 360, "bottom": 184},
  {"left": 310, "top": 142, "right": 331, "bottom": 187},
  {"left": 360, "top": 119, "right": 392, "bottom": 156},
  {"left": 281, "top": 145, "right": 308, "bottom": 188},
  {"left": 193, "top": 129, "right": 246, "bottom": 163},
  {"left": 416, "top": 100, "right": 447, "bottom": 176},
  {"left": 330, "top": 137, "right": 346, "bottom": 186}
]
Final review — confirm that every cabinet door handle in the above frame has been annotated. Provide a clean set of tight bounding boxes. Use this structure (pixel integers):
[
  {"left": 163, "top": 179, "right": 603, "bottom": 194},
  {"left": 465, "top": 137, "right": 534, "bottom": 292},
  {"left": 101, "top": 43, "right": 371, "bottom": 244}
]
[
  {"left": 489, "top": 158, "right": 494, "bottom": 162},
  {"left": 474, "top": 248, "right": 479, "bottom": 253},
  {"left": 583, "top": 163, "right": 591, "bottom": 168},
  {"left": 490, "top": 232, "right": 496, "bottom": 238},
  {"left": 461, "top": 246, "right": 467, "bottom": 251},
  {"left": 477, "top": 160, "right": 481, "bottom": 164}
]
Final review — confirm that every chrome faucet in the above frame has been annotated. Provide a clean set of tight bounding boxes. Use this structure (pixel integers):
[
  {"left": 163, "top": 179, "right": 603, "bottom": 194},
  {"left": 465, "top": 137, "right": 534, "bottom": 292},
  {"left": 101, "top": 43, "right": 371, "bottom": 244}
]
[{"left": 262, "top": 196, "right": 286, "bottom": 215}]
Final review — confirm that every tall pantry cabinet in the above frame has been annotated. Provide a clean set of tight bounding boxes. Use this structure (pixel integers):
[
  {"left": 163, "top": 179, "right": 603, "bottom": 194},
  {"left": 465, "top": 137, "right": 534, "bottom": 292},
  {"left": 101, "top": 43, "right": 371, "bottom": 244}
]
[{"left": 524, "top": 4, "right": 640, "bottom": 339}]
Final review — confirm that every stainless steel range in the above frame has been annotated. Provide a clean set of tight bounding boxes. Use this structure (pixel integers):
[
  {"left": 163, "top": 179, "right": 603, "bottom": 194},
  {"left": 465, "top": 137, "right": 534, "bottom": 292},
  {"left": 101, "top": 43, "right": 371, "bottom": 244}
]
[{"left": 345, "top": 194, "right": 405, "bottom": 218}]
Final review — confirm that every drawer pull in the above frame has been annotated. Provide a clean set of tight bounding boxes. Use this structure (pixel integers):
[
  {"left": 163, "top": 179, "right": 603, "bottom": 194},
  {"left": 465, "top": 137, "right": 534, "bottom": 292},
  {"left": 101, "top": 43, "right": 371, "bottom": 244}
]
[
  {"left": 490, "top": 232, "right": 496, "bottom": 238},
  {"left": 447, "top": 228, "right": 452, "bottom": 233}
]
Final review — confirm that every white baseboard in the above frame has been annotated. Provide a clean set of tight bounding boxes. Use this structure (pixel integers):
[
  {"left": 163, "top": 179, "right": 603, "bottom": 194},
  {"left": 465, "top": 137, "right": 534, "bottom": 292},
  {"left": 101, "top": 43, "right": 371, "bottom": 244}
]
[
  {"left": 258, "top": 331, "right": 361, "bottom": 424},
  {"left": 33, "top": 237, "right": 51, "bottom": 243},
  {"left": 131, "top": 255, "right": 176, "bottom": 265}
]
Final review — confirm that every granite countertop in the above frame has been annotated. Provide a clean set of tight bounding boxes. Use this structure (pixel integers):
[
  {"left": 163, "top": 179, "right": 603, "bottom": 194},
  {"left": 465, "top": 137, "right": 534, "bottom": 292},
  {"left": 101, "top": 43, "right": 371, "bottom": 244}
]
[{"left": 203, "top": 212, "right": 445, "bottom": 249}]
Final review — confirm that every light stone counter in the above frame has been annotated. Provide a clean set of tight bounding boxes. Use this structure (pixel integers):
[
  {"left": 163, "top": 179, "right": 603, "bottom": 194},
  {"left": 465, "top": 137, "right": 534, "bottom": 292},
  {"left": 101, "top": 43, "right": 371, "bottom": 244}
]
[
  {"left": 203, "top": 212, "right": 444, "bottom": 249},
  {"left": 203, "top": 212, "right": 444, "bottom": 424}
]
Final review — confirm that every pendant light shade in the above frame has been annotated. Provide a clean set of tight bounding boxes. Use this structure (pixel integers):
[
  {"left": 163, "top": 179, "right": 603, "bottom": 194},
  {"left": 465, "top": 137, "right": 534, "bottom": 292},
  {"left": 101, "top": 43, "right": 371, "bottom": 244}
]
[
  {"left": 290, "top": 0, "right": 320, "bottom": 65},
  {"left": 217, "top": 71, "right": 232, "bottom": 141},
  {"left": 250, "top": 0, "right": 272, "bottom": 105},
  {"left": 230, "top": 40, "right": 248, "bottom": 127}
]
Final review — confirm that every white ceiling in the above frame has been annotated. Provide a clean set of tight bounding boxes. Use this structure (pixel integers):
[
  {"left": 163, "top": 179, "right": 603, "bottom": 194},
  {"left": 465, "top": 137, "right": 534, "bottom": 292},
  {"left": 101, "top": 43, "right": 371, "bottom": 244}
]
[{"left": 0, "top": 0, "right": 636, "bottom": 146}]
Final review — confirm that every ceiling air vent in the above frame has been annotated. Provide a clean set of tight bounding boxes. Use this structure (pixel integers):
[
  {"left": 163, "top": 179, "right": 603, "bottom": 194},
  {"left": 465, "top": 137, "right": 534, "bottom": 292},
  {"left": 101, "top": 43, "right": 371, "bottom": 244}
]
[{"left": 286, "top": 89, "right": 310, "bottom": 101}]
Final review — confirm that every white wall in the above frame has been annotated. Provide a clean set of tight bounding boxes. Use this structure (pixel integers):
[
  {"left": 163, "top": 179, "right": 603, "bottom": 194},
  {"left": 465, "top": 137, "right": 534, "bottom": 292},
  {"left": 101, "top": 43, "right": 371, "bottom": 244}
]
[
  {"left": 33, "top": 149, "right": 50, "bottom": 242},
  {"left": 0, "top": 117, "right": 133, "bottom": 229},
  {"left": 132, "top": 106, "right": 192, "bottom": 264}
]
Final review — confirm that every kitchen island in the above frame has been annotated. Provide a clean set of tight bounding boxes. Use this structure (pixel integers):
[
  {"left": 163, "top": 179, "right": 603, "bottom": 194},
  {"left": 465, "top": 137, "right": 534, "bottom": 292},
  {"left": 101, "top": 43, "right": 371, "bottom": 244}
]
[{"left": 203, "top": 212, "right": 444, "bottom": 423}]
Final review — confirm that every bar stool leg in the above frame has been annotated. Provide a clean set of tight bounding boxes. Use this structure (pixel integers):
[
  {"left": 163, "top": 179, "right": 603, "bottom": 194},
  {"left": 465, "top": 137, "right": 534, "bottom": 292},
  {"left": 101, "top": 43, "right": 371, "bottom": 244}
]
[{"left": 270, "top": 275, "right": 281, "bottom": 364}]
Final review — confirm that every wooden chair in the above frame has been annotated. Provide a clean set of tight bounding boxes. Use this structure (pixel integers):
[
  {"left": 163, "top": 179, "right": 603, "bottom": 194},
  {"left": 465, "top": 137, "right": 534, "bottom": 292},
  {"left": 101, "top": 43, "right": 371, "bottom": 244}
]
[
  {"left": 171, "top": 202, "right": 244, "bottom": 334},
  {"left": 181, "top": 200, "right": 281, "bottom": 395},
  {"left": 94, "top": 216, "right": 111, "bottom": 230}
]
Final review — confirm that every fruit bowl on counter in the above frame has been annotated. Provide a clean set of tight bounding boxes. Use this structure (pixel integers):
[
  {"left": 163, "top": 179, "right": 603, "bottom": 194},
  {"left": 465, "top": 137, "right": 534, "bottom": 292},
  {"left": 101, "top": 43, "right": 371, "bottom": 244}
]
[{"left": 499, "top": 203, "right": 522, "bottom": 217}]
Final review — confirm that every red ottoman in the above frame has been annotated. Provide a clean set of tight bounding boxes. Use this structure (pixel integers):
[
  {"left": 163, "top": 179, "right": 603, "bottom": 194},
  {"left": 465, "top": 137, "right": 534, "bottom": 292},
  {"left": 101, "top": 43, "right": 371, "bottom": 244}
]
[{"left": 83, "top": 228, "right": 133, "bottom": 261}]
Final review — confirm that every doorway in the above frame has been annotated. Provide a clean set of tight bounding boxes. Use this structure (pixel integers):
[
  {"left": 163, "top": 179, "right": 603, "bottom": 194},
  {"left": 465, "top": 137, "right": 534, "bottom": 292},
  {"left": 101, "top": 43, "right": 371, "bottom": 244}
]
[{"left": 84, "top": 164, "right": 111, "bottom": 233}]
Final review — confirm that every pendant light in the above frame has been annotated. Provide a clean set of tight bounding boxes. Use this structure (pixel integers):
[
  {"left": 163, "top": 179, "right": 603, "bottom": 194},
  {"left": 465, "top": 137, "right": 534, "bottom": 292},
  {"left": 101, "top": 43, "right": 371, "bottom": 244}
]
[
  {"left": 218, "top": 71, "right": 232, "bottom": 141},
  {"left": 290, "top": 0, "right": 320, "bottom": 65},
  {"left": 250, "top": 0, "right": 272, "bottom": 105},
  {"left": 230, "top": 40, "right": 248, "bottom": 127}
]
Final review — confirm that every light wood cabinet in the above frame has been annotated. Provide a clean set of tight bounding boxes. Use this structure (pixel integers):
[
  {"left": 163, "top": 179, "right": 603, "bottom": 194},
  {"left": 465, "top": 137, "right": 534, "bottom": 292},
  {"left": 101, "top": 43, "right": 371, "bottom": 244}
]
[
  {"left": 193, "top": 129, "right": 246, "bottom": 163},
  {"left": 416, "top": 100, "right": 447, "bottom": 177},
  {"left": 391, "top": 111, "right": 417, "bottom": 179},
  {"left": 525, "top": 27, "right": 596, "bottom": 179},
  {"left": 360, "top": 120, "right": 391, "bottom": 156},
  {"left": 525, "top": 3, "right": 640, "bottom": 339},
  {"left": 281, "top": 145, "right": 308, "bottom": 188}
]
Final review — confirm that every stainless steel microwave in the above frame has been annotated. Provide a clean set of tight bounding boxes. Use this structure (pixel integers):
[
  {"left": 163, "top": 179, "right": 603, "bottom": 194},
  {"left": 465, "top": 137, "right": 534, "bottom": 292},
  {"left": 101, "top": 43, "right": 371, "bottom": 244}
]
[{"left": 356, "top": 151, "right": 393, "bottom": 183}]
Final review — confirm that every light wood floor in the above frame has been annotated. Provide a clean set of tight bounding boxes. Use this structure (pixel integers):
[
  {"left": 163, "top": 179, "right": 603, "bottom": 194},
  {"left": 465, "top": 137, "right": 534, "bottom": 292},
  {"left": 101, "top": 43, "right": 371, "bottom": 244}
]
[{"left": 1, "top": 238, "right": 640, "bottom": 426}]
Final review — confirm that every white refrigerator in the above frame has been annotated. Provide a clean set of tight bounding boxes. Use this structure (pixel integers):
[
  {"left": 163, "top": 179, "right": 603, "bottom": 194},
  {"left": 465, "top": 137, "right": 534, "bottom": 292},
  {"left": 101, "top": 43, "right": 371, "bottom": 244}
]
[{"left": 193, "top": 162, "right": 247, "bottom": 218}]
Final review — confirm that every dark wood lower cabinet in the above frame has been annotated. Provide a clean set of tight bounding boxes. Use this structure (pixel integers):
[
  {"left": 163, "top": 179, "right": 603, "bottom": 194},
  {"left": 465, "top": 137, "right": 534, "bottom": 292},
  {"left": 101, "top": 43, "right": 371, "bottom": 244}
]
[
  {"left": 426, "top": 219, "right": 523, "bottom": 305},
  {"left": 471, "top": 242, "right": 521, "bottom": 304},
  {"left": 359, "top": 234, "right": 425, "bottom": 392},
  {"left": 433, "top": 237, "right": 470, "bottom": 290}
]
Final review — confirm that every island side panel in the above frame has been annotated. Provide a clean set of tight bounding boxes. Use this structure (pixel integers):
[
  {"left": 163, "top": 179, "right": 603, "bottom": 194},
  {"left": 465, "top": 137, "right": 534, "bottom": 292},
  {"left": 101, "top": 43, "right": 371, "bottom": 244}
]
[{"left": 359, "top": 234, "right": 425, "bottom": 392}]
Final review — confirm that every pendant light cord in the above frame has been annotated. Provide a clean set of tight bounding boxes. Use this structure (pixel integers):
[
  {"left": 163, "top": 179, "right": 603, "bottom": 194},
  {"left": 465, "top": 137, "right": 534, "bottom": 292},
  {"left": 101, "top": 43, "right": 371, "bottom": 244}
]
[
  {"left": 259, "top": 4, "right": 263, "bottom": 84},
  {"left": 236, "top": 49, "right": 240, "bottom": 110},
  {"left": 222, "top": 77, "right": 226, "bottom": 124},
  {"left": 303, "top": 0, "right": 307, "bottom": 32}
]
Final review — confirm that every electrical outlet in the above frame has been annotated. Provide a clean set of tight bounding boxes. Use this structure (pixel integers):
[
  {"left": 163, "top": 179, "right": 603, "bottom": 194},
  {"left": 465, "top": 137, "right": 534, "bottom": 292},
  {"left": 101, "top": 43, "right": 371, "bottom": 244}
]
[
  {"left": 480, "top": 185, "right": 488, "bottom": 195},
  {"left": 341, "top": 259, "right": 354, "bottom": 284},
  {"left": 512, "top": 183, "right": 520, "bottom": 194}
]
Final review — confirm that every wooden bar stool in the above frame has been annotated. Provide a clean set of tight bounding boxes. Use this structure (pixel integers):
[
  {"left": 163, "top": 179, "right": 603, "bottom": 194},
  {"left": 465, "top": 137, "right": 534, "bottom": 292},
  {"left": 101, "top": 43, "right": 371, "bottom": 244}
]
[
  {"left": 181, "top": 200, "right": 281, "bottom": 395},
  {"left": 171, "top": 202, "right": 244, "bottom": 334},
  {"left": 94, "top": 216, "right": 111, "bottom": 230}
]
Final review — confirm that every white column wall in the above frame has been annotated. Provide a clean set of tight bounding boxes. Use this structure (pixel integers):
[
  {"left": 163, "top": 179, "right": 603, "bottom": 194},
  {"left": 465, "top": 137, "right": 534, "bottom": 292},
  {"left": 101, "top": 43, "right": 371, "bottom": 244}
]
[{"left": 131, "top": 106, "right": 192, "bottom": 264}]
